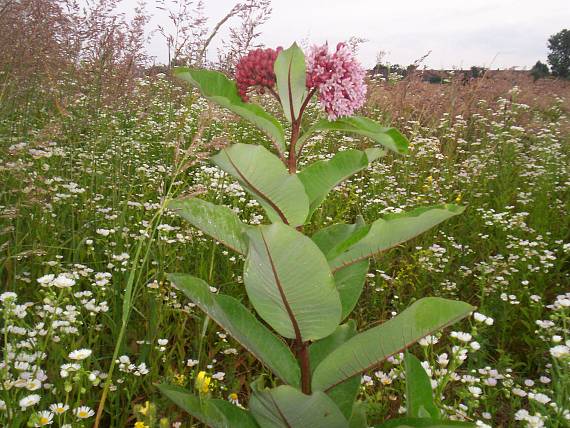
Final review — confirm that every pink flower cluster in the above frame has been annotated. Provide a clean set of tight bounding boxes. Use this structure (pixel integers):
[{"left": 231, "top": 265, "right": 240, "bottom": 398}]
[
  {"left": 234, "top": 43, "right": 367, "bottom": 120},
  {"left": 306, "top": 43, "right": 367, "bottom": 120},
  {"left": 235, "top": 47, "right": 282, "bottom": 102}
]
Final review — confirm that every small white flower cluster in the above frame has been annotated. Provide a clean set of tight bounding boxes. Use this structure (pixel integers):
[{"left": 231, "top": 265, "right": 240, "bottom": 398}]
[{"left": 116, "top": 355, "right": 149, "bottom": 376}]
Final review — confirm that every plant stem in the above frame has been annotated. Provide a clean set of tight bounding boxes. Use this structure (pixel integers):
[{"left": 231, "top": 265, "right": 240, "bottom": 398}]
[{"left": 297, "top": 341, "right": 311, "bottom": 394}]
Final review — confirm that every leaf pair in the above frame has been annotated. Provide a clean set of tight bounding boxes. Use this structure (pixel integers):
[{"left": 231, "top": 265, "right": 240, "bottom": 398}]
[
  {"left": 174, "top": 66, "right": 409, "bottom": 160},
  {"left": 210, "top": 143, "right": 388, "bottom": 228}
]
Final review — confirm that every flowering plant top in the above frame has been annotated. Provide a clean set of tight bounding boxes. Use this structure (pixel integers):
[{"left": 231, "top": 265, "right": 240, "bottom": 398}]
[{"left": 158, "top": 42, "right": 473, "bottom": 428}]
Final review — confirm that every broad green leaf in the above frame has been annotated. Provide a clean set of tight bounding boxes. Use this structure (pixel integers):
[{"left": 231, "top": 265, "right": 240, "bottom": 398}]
[
  {"left": 274, "top": 43, "right": 307, "bottom": 122},
  {"left": 309, "top": 320, "right": 358, "bottom": 373},
  {"left": 309, "top": 321, "right": 360, "bottom": 419},
  {"left": 312, "top": 297, "right": 475, "bottom": 392},
  {"left": 212, "top": 144, "right": 309, "bottom": 227},
  {"left": 349, "top": 402, "right": 368, "bottom": 428},
  {"left": 157, "top": 384, "right": 259, "bottom": 428},
  {"left": 174, "top": 67, "right": 285, "bottom": 153},
  {"left": 244, "top": 223, "right": 342, "bottom": 341},
  {"left": 405, "top": 353, "right": 439, "bottom": 419},
  {"left": 169, "top": 274, "right": 300, "bottom": 387},
  {"left": 297, "top": 116, "right": 409, "bottom": 156},
  {"left": 334, "top": 260, "right": 369, "bottom": 320},
  {"left": 249, "top": 379, "right": 348, "bottom": 428},
  {"left": 329, "top": 205, "right": 465, "bottom": 272},
  {"left": 168, "top": 198, "right": 249, "bottom": 255},
  {"left": 298, "top": 149, "right": 385, "bottom": 217},
  {"left": 375, "top": 418, "right": 474, "bottom": 428},
  {"left": 312, "top": 218, "right": 368, "bottom": 261},
  {"left": 313, "top": 221, "right": 370, "bottom": 319}
]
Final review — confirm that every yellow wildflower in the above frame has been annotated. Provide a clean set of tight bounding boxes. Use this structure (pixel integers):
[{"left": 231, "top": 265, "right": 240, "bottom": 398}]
[
  {"left": 455, "top": 193, "right": 462, "bottom": 203},
  {"left": 174, "top": 372, "right": 187, "bottom": 386},
  {"left": 134, "top": 422, "right": 149, "bottom": 428},
  {"left": 139, "top": 401, "right": 150, "bottom": 416},
  {"left": 195, "top": 370, "right": 211, "bottom": 394}
]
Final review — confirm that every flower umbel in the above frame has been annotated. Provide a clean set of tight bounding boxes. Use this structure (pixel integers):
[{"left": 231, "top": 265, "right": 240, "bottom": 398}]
[
  {"left": 306, "top": 42, "right": 367, "bottom": 120},
  {"left": 235, "top": 47, "right": 282, "bottom": 102}
]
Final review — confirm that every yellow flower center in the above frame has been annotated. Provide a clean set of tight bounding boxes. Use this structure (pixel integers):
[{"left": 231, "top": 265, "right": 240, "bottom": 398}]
[
  {"left": 40, "top": 417, "right": 49, "bottom": 424},
  {"left": 79, "top": 411, "right": 88, "bottom": 417}
]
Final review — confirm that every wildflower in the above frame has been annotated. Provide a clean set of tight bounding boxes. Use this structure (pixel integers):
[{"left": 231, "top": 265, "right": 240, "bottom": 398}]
[
  {"left": 450, "top": 331, "right": 472, "bottom": 342},
  {"left": 195, "top": 371, "right": 211, "bottom": 394},
  {"left": 68, "top": 349, "right": 92, "bottom": 360},
  {"left": 37, "top": 274, "right": 55, "bottom": 287},
  {"left": 468, "top": 386, "right": 482, "bottom": 397},
  {"left": 52, "top": 275, "right": 75, "bottom": 288},
  {"left": 73, "top": 406, "right": 95, "bottom": 419},
  {"left": 228, "top": 392, "right": 239, "bottom": 405},
  {"left": 134, "top": 422, "right": 149, "bottom": 428},
  {"left": 550, "top": 344, "right": 569, "bottom": 358},
  {"left": 19, "top": 394, "right": 41, "bottom": 409},
  {"left": 139, "top": 401, "right": 150, "bottom": 416},
  {"left": 512, "top": 387, "right": 527, "bottom": 397},
  {"left": 212, "top": 371, "right": 225, "bottom": 381},
  {"left": 306, "top": 42, "right": 367, "bottom": 120},
  {"left": 34, "top": 410, "right": 54, "bottom": 426},
  {"left": 528, "top": 392, "right": 551, "bottom": 404},
  {"left": 174, "top": 373, "right": 186, "bottom": 385},
  {"left": 49, "top": 403, "right": 69, "bottom": 415},
  {"left": 419, "top": 335, "right": 439, "bottom": 346},
  {"left": 235, "top": 48, "right": 282, "bottom": 102}
]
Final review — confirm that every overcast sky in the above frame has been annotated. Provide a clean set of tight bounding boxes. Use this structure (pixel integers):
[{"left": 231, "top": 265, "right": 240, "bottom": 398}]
[{"left": 136, "top": 0, "right": 570, "bottom": 69}]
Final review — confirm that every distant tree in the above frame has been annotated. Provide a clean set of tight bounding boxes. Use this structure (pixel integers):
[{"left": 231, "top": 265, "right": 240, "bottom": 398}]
[
  {"left": 530, "top": 61, "right": 549, "bottom": 81},
  {"left": 547, "top": 29, "right": 570, "bottom": 78},
  {"left": 470, "top": 66, "right": 485, "bottom": 79}
]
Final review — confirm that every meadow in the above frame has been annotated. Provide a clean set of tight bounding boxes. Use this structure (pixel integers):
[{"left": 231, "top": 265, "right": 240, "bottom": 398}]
[{"left": 1, "top": 63, "right": 570, "bottom": 428}]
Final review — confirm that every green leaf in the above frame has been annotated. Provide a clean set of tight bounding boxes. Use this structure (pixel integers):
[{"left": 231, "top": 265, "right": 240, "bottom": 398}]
[
  {"left": 309, "top": 320, "right": 357, "bottom": 373},
  {"left": 375, "top": 418, "right": 474, "bottom": 428},
  {"left": 311, "top": 297, "right": 475, "bottom": 392},
  {"left": 249, "top": 379, "right": 348, "bottom": 428},
  {"left": 404, "top": 353, "right": 439, "bottom": 419},
  {"left": 309, "top": 321, "right": 360, "bottom": 419},
  {"left": 174, "top": 67, "right": 285, "bottom": 153},
  {"left": 212, "top": 144, "right": 309, "bottom": 227},
  {"left": 312, "top": 219, "right": 369, "bottom": 261},
  {"left": 157, "top": 384, "right": 259, "bottom": 428},
  {"left": 244, "top": 223, "right": 342, "bottom": 341},
  {"left": 312, "top": 221, "right": 370, "bottom": 319},
  {"left": 274, "top": 43, "right": 307, "bottom": 122},
  {"left": 349, "top": 402, "right": 368, "bottom": 428},
  {"left": 298, "top": 149, "right": 385, "bottom": 218},
  {"left": 169, "top": 274, "right": 300, "bottom": 387},
  {"left": 168, "top": 198, "right": 250, "bottom": 255},
  {"left": 334, "top": 260, "right": 369, "bottom": 320},
  {"left": 297, "top": 116, "right": 409, "bottom": 156},
  {"left": 329, "top": 205, "right": 465, "bottom": 272}
]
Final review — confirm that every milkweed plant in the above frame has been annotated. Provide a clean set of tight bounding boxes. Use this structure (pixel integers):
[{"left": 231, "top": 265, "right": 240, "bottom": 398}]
[{"left": 158, "top": 42, "right": 476, "bottom": 428}]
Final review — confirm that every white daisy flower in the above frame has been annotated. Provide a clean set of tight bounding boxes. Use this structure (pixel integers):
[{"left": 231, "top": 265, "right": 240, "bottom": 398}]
[
  {"left": 19, "top": 394, "right": 41, "bottom": 409},
  {"left": 49, "top": 402, "right": 69, "bottom": 415},
  {"left": 68, "top": 349, "right": 92, "bottom": 361},
  {"left": 34, "top": 410, "right": 54, "bottom": 426},
  {"left": 73, "top": 405, "right": 95, "bottom": 419}
]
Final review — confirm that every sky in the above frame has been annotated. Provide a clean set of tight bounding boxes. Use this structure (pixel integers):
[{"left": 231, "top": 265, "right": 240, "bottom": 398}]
[{"left": 132, "top": 0, "right": 570, "bottom": 70}]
